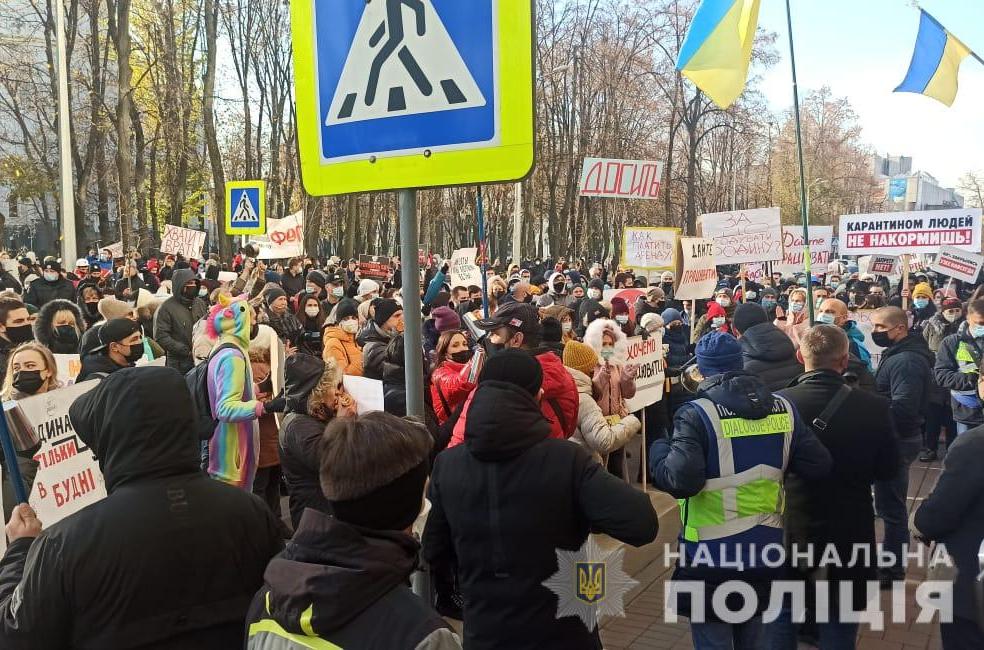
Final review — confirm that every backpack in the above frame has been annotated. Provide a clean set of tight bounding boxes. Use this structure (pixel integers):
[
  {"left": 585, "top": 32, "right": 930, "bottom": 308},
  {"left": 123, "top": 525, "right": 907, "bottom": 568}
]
[{"left": 185, "top": 342, "right": 241, "bottom": 440}]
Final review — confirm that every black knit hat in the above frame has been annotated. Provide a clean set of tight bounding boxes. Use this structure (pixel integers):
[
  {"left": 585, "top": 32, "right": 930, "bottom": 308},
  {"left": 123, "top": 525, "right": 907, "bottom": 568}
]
[
  {"left": 479, "top": 349, "right": 543, "bottom": 396},
  {"left": 334, "top": 298, "right": 359, "bottom": 322},
  {"left": 373, "top": 298, "right": 402, "bottom": 327},
  {"left": 264, "top": 286, "right": 287, "bottom": 306},
  {"left": 732, "top": 302, "right": 768, "bottom": 334},
  {"left": 307, "top": 270, "right": 328, "bottom": 289}
]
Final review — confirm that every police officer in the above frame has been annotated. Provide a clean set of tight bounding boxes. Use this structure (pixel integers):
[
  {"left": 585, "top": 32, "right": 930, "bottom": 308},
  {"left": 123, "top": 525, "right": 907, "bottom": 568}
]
[
  {"left": 649, "top": 331, "right": 831, "bottom": 649},
  {"left": 935, "top": 298, "right": 984, "bottom": 435}
]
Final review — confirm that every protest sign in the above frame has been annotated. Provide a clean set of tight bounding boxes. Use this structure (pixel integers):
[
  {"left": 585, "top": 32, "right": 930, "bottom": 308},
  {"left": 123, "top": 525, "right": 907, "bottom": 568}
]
[
  {"left": 851, "top": 309, "right": 886, "bottom": 369},
  {"left": 12, "top": 381, "right": 106, "bottom": 526},
  {"left": 358, "top": 255, "right": 391, "bottom": 281},
  {"left": 624, "top": 333, "right": 665, "bottom": 412},
  {"left": 217, "top": 271, "right": 238, "bottom": 284},
  {"left": 252, "top": 212, "right": 304, "bottom": 259},
  {"left": 838, "top": 208, "right": 983, "bottom": 256},
  {"left": 931, "top": 246, "right": 984, "bottom": 283},
  {"left": 54, "top": 354, "right": 82, "bottom": 386},
  {"left": 1, "top": 259, "right": 17, "bottom": 274},
  {"left": 160, "top": 224, "right": 206, "bottom": 259},
  {"left": 674, "top": 237, "right": 717, "bottom": 301},
  {"left": 104, "top": 241, "right": 124, "bottom": 259},
  {"left": 697, "top": 207, "right": 783, "bottom": 264},
  {"left": 342, "top": 376, "right": 385, "bottom": 414},
  {"left": 620, "top": 227, "right": 678, "bottom": 271},
  {"left": 579, "top": 157, "right": 664, "bottom": 200},
  {"left": 861, "top": 255, "right": 898, "bottom": 276},
  {"left": 773, "top": 226, "right": 833, "bottom": 277},
  {"left": 449, "top": 248, "right": 483, "bottom": 289}
]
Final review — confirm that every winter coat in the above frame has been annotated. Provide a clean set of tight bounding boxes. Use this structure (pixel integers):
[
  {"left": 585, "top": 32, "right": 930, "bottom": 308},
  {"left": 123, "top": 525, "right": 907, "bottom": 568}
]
[
  {"left": 381, "top": 360, "right": 440, "bottom": 437},
  {"left": 322, "top": 326, "right": 363, "bottom": 376},
  {"left": 360, "top": 322, "right": 394, "bottom": 380},
  {"left": 584, "top": 318, "right": 636, "bottom": 417},
  {"left": 154, "top": 268, "right": 208, "bottom": 374},
  {"left": 663, "top": 324, "right": 691, "bottom": 369},
  {"left": 246, "top": 510, "right": 459, "bottom": 650},
  {"left": 430, "top": 359, "right": 475, "bottom": 424},
  {"left": 32, "top": 299, "right": 84, "bottom": 354},
  {"left": 264, "top": 308, "right": 304, "bottom": 347},
  {"left": 423, "top": 380, "right": 659, "bottom": 650},
  {"left": 76, "top": 353, "right": 130, "bottom": 382},
  {"left": 909, "top": 301, "right": 936, "bottom": 334},
  {"left": 447, "top": 348, "right": 578, "bottom": 446},
  {"left": 0, "top": 270, "right": 21, "bottom": 294},
  {"left": 912, "top": 426, "right": 984, "bottom": 622},
  {"left": 843, "top": 320, "right": 872, "bottom": 371},
  {"left": 567, "top": 367, "right": 640, "bottom": 463},
  {"left": 778, "top": 370, "right": 899, "bottom": 607},
  {"left": 114, "top": 275, "right": 145, "bottom": 299},
  {"left": 739, "top": 322, "right": 804, "bottom": 391},
  {"left": 774, "top": 308, "right": 809, "bottom": 349},
  {"left": 207, "top": 332, "right": 263, "bottom": 490},
  {"left": 922, "top": 313, "right": 962, "bottom": 406},
  {"left": 280, "top": 270, "right": 306, "bottom": 298},
  {"left": 280, "top": 354, "right": 337, "bottom": 528},
  {"left": 0, "top": 367, "right": 283, "bottom": 648},
  {"left": 23, "top": 274, "right": 75, "bottom": 308},
  {"left": 874, "top": 334, "right": 933, "bottom": 440},
  {"left": 934, "top": 329, "right": 983, "bottom": 426}
]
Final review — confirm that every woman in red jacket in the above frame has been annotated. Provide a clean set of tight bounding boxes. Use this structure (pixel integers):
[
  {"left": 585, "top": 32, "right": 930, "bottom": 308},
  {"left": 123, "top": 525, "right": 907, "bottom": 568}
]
[{"left": 430, "top": 330, "right": 483, "bottom": 424}]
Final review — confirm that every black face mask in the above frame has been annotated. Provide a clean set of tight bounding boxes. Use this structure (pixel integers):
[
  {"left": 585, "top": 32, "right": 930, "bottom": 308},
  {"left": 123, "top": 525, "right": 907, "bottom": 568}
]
[
  {"left": 181, "top": 286, "right": 199, "bottom": 300},
  {"left": 12, "top": 370, "right": 44, "bottom": 395},
  {"left": 84, "top": 301, "right": 100, "bottom": 316},
  {"left": 871, "top": 331, "right": 894, "bottom": 348},
  {"left": 124, "top": 342, "right": 145, "bottom": 364},
  {"left": 53, "top": 325, "right": 78, "bottom": 345},
  {"left": 5, "top": 324, "right": 32, "bottom": 344},
  {"left": 471, "top": 299, "right": 483, "bottom": 311},
  {"left": 450, "top": 349, "right": 474, "bottom": 364},
  {"left": 484, "top": 338, "right": 506, "bottom": 357}
]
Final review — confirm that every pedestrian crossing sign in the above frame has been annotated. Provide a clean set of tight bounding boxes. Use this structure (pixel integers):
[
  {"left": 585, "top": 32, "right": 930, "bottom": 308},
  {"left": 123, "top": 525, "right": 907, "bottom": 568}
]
[
  {"left": 225, "top": 181, "right": 266, "bottom": 235},
  {"left": 291, "top": 0, "right": 534, "bottom": 195}
]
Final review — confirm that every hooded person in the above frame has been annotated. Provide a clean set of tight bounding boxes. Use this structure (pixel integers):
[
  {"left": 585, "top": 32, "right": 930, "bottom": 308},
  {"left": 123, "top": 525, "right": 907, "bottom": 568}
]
[
  {"left": 361, "top": 298, "right": 403, "bottom": 380},
  {"left": 247, "top": 412, "right": 459, "bottom": 650},
  {"left": 322, "top": 298, "right": 363, "bottom": 376},
  {"left": 77, "top": 283, "right": 104, "bottom": 329},
  {"left": 423, "top": 349, "right": 659, "bottom": 650},
  {"left": 732, "top": 302, "right": 803, "bottom": 391},
  {"left": 609, "top": 296, "right": 634, "bottom": 337},
  {"left": 153, "top": 266, "right": 208, "bottom": 374},
  {"left": 32, "top": 298, "right": 84, "bottom": 355},
  {"left": 0, "top": 367, "right": 283, "bottom": 648}
]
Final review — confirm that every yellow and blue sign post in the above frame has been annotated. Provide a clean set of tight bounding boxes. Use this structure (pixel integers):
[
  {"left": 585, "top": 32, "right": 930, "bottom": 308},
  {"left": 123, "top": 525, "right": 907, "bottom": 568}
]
[{"left": 225, "top": 180, "right": 266, "bottom": 236}]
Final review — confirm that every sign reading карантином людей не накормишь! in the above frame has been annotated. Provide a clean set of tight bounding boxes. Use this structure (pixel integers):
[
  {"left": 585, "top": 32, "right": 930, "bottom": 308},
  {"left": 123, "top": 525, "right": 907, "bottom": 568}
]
[{"left": 838, "top": 208, "right": 983, "bottom": 257}]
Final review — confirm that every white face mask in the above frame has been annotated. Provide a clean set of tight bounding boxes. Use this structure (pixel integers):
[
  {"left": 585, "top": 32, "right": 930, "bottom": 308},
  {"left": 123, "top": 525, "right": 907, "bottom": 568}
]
[
  {"left": 589, "top": 289, "right": 602, "bottom": 300},
  {"left": 561, "top": 321, "right": 573, "bottom": 333},
  {"left": 332, "top": 286, "right": 344, "bottom": 298},
  {"left": 305, "top": 306, "right": 320, "bottom": 318},
  {"left": 716, "top": 297, "right": 731, "bottom": 308},
  {"left": 615, "top": 314, "right": 629, "bottom": 324},
  {"left": 340, "top": 319, "right": 360, "bottom": 334},
  {"left": 943, "top": 310, "right": 961, "bottom": 323},
  {"left": 712, "top": 316, "right": 726, "bottom": 328}
]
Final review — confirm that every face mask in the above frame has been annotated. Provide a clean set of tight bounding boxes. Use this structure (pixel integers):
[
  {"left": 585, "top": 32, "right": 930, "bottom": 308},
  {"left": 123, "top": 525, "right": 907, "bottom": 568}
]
[
  {"left": 53, "top": 325, "right": 78, "bottom": 345},
  {"left": 715, "top": 297, "right": 731, "bottom": 308},
  {"left": 12, "top": 369, "right": 45, "bottom": 395},
  {"left": 711, "top": 316, "right": 726, "bottom": 328},
  {"left": 797, "top": 278, "right": 807, "bottom": 287},
  {"left": 817, "top": 312, "right": 836, "bottom": 325},
  {"left": 332, "top": 286, "right": 344, "bottom": 298},
  {"left": 182, "top": 286, "right": 198, "bottom": 300},
  {"left": 789, "top": 302, "right": 804, "bottom": 313},
  {"left": 470, "top": 299, "right": 483, "bottom": 311},
  {"left": 746, "top": 291, "right": 757, "bottom": 300},
  {"left": 615, "top": 314, "right": 629, "bottom": 324},
  {"left": 761, "top": 299, "right": 776, "bottom": 310},
  {"left": 600, "top": 348, "right": 615, "bottom": 360},
  {"left": 913, "top": 298, "right": 929, "bottom": 309},
  {"left": 99, "top": 255, "right": 109, "bottom": 262},
  {"left": 871, "top": 330, "right": 893, "bottom": 348},
  {"left": 84, "top": 301, "right": 100, "bottom": 315},
  {"left": 341, "top": 319, "right": 360, "bottom": 334},
  {"left": 552, "top": 285, "right": 565, "bottom": 295},
  {"left": 450, "top": 349, "right": 474, "bottom": 364},
  {"left": 973, "top": 325, "right": 984, "bottom": 339},
  {"left": 830, "top": 281, "right": 840, "bottom": 289},
  {"left": 198, "top": 287, "right": 208, "bottom": 297},
  {"left": 124, "top": 343, "right": 145, "bottom": 364},
  {"left": 43, "top": 271, "right": 58, "bottom": 282},
  {"left": 305, "top": 306, "right": 321, "bottom": 318},
  {"left": 485, "top": 340, "right": 506, "bottom": 357},
  {"left": 5, "top": 324, "right": 32, "bottom": 344},
  {"left": 562, "top": 321, "right": 573, "bottom": 333},
  {"left": 943, "top": 311, "right": 960, "bottom": 323},
  {"left": 589, "top": 289, "right": 601, "bottom": 300}
]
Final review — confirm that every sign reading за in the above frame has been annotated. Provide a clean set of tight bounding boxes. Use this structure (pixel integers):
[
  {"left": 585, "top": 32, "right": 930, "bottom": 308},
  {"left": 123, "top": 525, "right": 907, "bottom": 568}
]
[
  {"left": 931, "top": 245, "right": 984, "bottom": 283},
  {"left": 838, "top": 208, "right": 983, "bottom": 256},
  {"left": 620, "top": 227, "right": 678, "bottom": 271},
  {"left": 579, "top": 158, "right": 664, "bottom": 200},
  {"left": 698, "top": 207, "right": 783, "bottom": 264}
]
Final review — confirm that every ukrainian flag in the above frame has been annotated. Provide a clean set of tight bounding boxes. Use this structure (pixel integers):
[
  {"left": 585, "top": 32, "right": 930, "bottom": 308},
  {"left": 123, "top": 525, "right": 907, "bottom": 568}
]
[
  {"left": 895, "top": 10, "right": 974, "bottom": 107},
  {"left": 676, "top": 0, "right": 761, "bottom": 109}
]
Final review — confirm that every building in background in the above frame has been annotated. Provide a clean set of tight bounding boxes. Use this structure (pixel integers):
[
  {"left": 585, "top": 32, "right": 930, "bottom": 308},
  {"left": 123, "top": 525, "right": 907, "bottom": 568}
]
[{"left": 874, "top": 153, "right": 963, "bottom": 211}]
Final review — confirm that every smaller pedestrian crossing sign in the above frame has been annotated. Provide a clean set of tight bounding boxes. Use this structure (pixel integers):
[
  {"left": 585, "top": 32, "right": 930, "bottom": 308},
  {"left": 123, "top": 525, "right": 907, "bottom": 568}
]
[{"left": 225, "top": 181, "right": 266, "bottom": 235}]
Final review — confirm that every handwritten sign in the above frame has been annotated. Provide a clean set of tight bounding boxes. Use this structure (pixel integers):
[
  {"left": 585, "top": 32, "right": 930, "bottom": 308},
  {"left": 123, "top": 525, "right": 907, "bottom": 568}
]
[
  {"left": 620, "top": 227, "right": 678, "bottom": 271},
  {"left": 773, "top": 226, "right": 833, "bottom": 277},
  {"left": 579, "top": 157, "right": 664, "bottom": 200},
  {"left": 103, "top": 242, "right": 124, "bottom": 259},
  {"left": 624, "top": 333, "right": 665, "bottom": 411},
  {"left": 675, "top": 237, "right": 718, "bottom": 301},
  {"left": 54, "top": 354, "right": 82, "bottom": 386},
  {"left": 160, "top": 224, "right": 206, "bottom": 259},
  {"left": 252, "top": 212, "right": 304, "bottom": 259},
  {"left": 342, "top": 376, "right": 385, "bottom": 414},
  {"left": 698, "top": 207, "right": 783, "bottom": 264},
  {"left": 931, "top": 246, "right": 984, "bottom": 283},
  {"left": 838, "top": 208, "right": 983, "bottom": 256},
  {"left": 448, "top": 248, "right": 483, "bottom": 290}
]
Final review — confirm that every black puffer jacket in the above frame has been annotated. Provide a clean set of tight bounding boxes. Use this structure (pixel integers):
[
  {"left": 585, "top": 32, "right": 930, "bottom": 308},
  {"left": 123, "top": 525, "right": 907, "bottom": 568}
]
[
  {"left": 360, "top": 322, "right": 394, "bottom": 380},
  {"left": 280, "top": 353, "right": 334, "bottom": 528},
  {"left": 0, "top": 367, "right": 283, "bottom": 648},
  {"left": 245, "top": 510, "right": 457, "bottom": 650},
  {"left": 423, "top": 380, "right": 659, "bottom": 650},
  {"left": 874, "top": 334, "right": 934, "bottom": 440},
  {"left": 32, "top": 299, "right": 84, "bottom": 354},
  {"left": 739, "top": 322, "right": 804, "bottom": 390},
  {"left": 153, "top": 268, "right": 208, "bottom": 374},
  {"left": 24, "top": 274, "right": 75, "bottom": 308}
]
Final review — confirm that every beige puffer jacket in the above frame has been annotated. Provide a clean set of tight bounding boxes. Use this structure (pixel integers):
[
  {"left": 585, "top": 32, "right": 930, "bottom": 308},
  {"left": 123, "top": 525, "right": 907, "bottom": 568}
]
[{"left": 566, "top": 367, "right": 641, "bottom": 463}]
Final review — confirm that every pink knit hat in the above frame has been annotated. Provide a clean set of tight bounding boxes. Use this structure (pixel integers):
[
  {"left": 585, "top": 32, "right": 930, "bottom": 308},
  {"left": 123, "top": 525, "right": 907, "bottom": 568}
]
[{"left": 431, "top": 306, "right": 461, "bottom": 333}]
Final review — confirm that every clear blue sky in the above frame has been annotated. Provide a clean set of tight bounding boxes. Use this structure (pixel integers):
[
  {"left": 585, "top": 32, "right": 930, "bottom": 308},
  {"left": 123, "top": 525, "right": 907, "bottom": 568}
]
[{"left": 756, "top": 0, "right": 983, "bottom": 188}]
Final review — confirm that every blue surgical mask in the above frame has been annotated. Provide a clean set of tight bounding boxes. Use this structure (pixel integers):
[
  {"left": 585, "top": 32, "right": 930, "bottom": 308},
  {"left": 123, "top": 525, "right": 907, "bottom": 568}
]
[
  {"left": 817, "top": 312, "right": 836, "bottom": 325},
  {"left": 761, "top": 299, "right": 776, "bottom": 310},
  {"left": 973, "top": 325, "right": 984, "bottom": 339},
  {"left": 711, "top": 316, "right": 726, "bottom": 328},
  {"left": 913, "top": 298, "right": 929, "bottom": 309},
  {"left": 789, "top": 302, "right": 804, "bottom": 313}
]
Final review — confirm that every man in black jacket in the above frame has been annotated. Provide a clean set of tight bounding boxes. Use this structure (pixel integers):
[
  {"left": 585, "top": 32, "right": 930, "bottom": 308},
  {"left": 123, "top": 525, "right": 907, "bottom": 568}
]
[
  {"left": 733, "top": 302, "right": 803, "bottom": 390},
  {"left": 771, "top": 325, "right": 899, "bottom": 648},
  {"left": 154, "top": 267, "right": 208, "bottom": 374},
  {"left": 24, "top": 259, "right": 75, "bottom": 308},
  {"left": 0, "top": 367, "right": 283, "bottom": 648},
  {"left": 246, "top": 412, "right": 460, "bottom": 650},
  {"left": 870, "top": 306, "right": 933, "bottom": 584},
  {"left": 423, "top": 349, "right": 658, "bottom": 650}
]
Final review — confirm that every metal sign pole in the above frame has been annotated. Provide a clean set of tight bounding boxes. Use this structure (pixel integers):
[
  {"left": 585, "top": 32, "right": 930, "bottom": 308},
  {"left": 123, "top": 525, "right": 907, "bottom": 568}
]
[
  {"left": 477, "top": 187, "right": 490, "bottom": 319},
  {"left": 399, "top": 189, "right": 425, "bottom": 418},
  {"left": 0, "top": 409, "right": 28, "bottom": 504}
]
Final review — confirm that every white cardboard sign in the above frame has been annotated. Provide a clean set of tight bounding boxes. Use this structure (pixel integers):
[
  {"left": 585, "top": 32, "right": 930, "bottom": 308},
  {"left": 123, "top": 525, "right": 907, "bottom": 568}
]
[
  {"left": 930, "top": 246, "right": 984, "bottom": 283},
  {"left": 579, "top": 157, "right": 664, "bottom": 200},
  {"left": 624, "top": 333, "right": 665, "bottom": 412},
  {"left": 160, "top": 225, "right": 206, "bottom": 259},
  {"left": 675, "top": 237, "right": 718, "bottom": 301},
  {"left": 621, "top": 227, "right": 678, "bottom": 271},
  {"left": 448, "top": 248, "right": 483, "bottom": 290},
  {"left": 773, "top": 226, "right": 833, "bottom": 276},
  {"left": 838, "top": 208, "right": 983, "bottom": 256},
  {"left": 698, "top": 207, "right": 784, "bottom": 264}
]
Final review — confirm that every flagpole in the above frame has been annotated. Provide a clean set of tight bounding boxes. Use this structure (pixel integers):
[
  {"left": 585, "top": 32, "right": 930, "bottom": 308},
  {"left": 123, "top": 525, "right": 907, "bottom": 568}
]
[{"left": 785, "top": 0, "right": 814, "bottom": 324}]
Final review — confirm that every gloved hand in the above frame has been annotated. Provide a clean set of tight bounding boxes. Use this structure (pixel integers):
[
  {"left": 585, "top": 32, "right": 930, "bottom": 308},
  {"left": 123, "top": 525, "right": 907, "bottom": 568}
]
[{"left": 263, "top": 390, "right": 286, "bottom": 414}]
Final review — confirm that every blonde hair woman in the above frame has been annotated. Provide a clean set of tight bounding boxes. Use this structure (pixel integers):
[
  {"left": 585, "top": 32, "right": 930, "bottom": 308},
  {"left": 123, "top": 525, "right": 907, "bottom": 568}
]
[{"left": 2, "top": 342, "right": 59, "bottom": 399}]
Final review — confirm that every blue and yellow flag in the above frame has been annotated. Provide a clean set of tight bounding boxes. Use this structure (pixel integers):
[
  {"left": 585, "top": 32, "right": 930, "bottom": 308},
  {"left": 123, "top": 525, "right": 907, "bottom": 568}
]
[
  {"left": 676, "top": 0, "right": 762, "bottom": 109},
  {"left": 895, "top": 10, "right": 974, "bottom": 107}
]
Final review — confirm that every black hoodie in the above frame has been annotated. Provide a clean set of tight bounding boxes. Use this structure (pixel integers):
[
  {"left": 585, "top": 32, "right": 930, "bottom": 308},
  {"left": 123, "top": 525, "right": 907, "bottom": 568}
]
[
  {"left": 874, "top": 333, "right": 934, "bottom": 439},
  {"left": 0, "top": 367, "right": 282, "bottom": 648},
  {"left": 245, "top": 509, "right": 456, "bottom": 649},
  {"left": 423, "top": 380, "right": 658, "bottom": 650}
]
